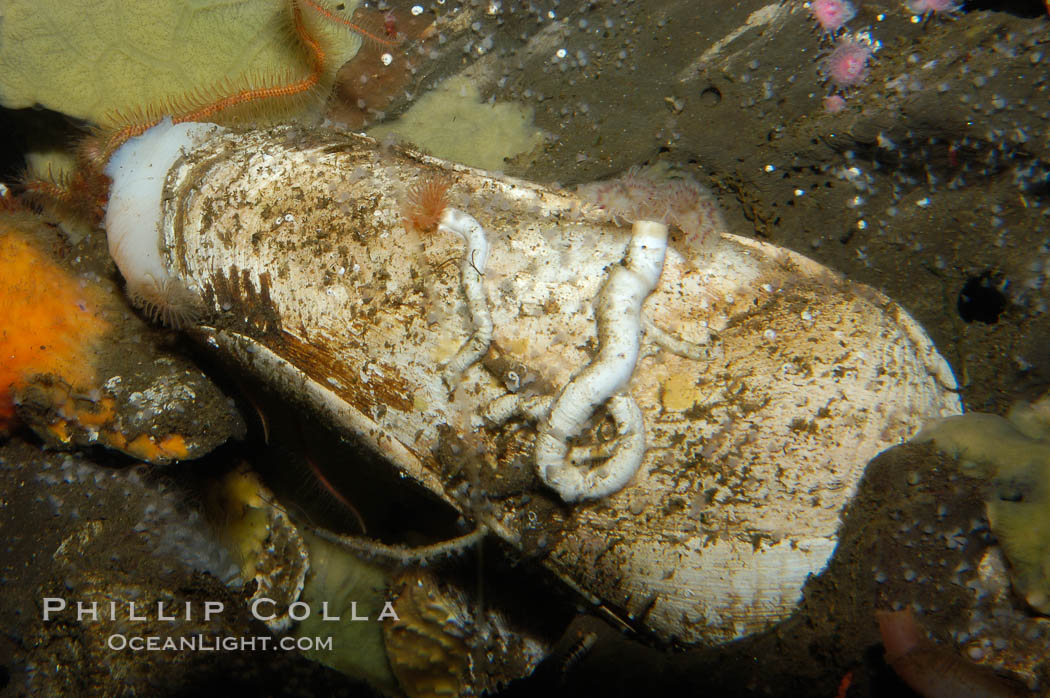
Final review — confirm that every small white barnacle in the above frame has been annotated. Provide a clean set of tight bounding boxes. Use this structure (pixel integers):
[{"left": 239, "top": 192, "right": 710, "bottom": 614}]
[{"left": 505, "top": 370, "right": 521, "bottom": 392}]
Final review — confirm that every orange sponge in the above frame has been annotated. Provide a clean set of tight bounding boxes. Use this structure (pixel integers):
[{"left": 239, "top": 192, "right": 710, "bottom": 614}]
[{"left": 0, "top": 220, "right": 110, "bottom": 430}]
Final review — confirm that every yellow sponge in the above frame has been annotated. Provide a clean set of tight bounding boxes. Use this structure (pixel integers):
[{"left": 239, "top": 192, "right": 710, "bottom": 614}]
[
  {"left": 0, "top": 0, "right": 363, "bottom": 125},
  {"left": 916, "top": 403, "right": 1050, "bottom": 614}
]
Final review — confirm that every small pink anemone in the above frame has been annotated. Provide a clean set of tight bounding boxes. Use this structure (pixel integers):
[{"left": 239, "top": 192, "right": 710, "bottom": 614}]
[
  {"left": 810, "top": 0, "right": 857, "bottom": 32},
  {"left": 823, "top": 37, "right": 872, "bottom": 89}
]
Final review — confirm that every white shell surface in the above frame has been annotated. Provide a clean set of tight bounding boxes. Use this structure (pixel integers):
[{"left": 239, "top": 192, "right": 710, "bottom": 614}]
[{"left": 158, "top": 126, "right": 961, "bottom": 645}]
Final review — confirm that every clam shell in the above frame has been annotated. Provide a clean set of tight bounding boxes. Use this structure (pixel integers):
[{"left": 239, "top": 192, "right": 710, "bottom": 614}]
[
  {"left": 155, "top": 125, "right": 960, "bottom": 645},
  {"left": 210, "top": 466, "right": 309, "bottom": 633},
  {"left": 384, "top": 567, "right": 551, "bottom": 697}
]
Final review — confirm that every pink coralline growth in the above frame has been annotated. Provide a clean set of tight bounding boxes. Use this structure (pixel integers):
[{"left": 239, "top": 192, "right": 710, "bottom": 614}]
[
  {"left": 823, "top": 37, "right": 872, "bottom": 89},
  {"left": 810, "top": 0, "right": 857, "bottom": 32},
  {"left": 577, "top": 168, "right": 727, "bottom": 257}
]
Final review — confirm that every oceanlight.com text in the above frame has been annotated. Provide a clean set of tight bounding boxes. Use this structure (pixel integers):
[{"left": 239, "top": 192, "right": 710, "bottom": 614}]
[{"left": 107, "top": 634, "right": 333, "bottom": 652}]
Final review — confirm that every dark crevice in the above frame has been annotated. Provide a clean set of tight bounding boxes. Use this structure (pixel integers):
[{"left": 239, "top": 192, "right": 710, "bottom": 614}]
[
  {"left": 957, "top": 271, "right": 1008, "bottom": 324},
  {"left": 961, "top": 0, "right": 1048, "bottom": 18}
]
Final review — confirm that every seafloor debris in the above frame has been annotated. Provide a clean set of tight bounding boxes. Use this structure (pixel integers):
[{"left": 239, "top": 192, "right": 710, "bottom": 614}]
[
  {"left": 1, "top": 440, "right": 368, "bottom": 695},
  {"left": 878, "top": 607, "right": 1029, "bottom": 698}
]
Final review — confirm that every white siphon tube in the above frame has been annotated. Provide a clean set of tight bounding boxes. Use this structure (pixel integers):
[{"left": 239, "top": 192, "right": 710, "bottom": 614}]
[{"left": 103, "top": 118, "right": 221, "bottom": 325}]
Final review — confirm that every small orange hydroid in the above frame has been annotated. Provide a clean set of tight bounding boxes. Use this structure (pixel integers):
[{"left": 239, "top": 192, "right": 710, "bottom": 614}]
[{"left": 0, "top": 221, "right": 110, "bottom": 429}]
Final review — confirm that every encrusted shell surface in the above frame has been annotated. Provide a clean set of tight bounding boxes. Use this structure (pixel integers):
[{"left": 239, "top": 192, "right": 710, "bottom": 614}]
[
  {"left": 384, "top": 568, "right": 551, "bottom": 697},
  {"left": 159, "top": 126, "right": 961, "bottom": 645},
  {"left": 209, "top": 466, "right": 309, "bottom": 633}
]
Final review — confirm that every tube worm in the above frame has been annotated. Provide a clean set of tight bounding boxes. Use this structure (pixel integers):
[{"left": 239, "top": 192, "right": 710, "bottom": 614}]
[
  {"left": 876, "top": 608, "right": 1029, "bottom": 698},
  {"left": 483, "top": 393, "right": 551, "bottom": 426},
  {"left": 533, "top": 219, "right": 668, "bottom": 502},
  {"left": 438, "top": 207, "right": 493, "bottom": 385}
]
